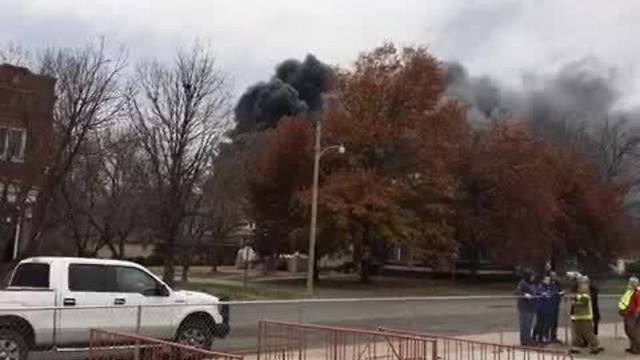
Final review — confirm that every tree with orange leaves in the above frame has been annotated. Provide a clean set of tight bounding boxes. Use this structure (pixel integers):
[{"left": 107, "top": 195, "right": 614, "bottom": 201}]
[
  {"left": 249, "top": 44, "right": 468, "bottom": 280},
  {"left": 248, "top": 118, "right": 313, "bottom": 262},
  {"left": 455, "top": 121, "right": 561, "bottom": 270},
  {"left": 456, "top": 120, "right": 626, "bottom": 272},
  {"left": 247, "top": 43, "right": 627, "bottom": 279},
  {"left": 551, "top": 147, "right": 625, "bottom": 271},
  {"left": 299, "top": 44, "right": 468, "bottom": 280}
]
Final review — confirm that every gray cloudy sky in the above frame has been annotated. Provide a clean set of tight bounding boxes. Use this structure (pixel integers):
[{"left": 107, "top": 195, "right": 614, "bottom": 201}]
[{"left": 2, "top": 0, "right": 640, "bottom": 104}]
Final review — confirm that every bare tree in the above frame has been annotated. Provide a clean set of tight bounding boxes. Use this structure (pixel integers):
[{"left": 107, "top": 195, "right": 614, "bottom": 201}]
[
  {"left": 178, "top": 194, "right": 208, "bottom": 284},
  {"left": 22, "top": 40, "right": 127, "bottom": 256},
  {"left": 177, "top": 145, "right": 250, "bottom": 282},
  {"left": 52, "top": 126, "right": 146, "bottom": 257},
  {"left": 594, "top": 117, "right": 640, "bottom": 182},
  {"left": 0, "top": 43, "right": 31, "bottom": 67},
  {"left": 203, "top": 144, "right": 251, "bottom": 270},
  {"left": 125, "top": 43, "right": 232, "bottom": 286}
]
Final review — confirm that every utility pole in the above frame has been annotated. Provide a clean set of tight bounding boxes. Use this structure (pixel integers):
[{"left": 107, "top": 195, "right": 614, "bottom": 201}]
[
  {"left": 307, "top": 120, "right": 322, "bottom": 295},
  {"left": 306, "top": 119, "right": 345, "bottom": 295}
]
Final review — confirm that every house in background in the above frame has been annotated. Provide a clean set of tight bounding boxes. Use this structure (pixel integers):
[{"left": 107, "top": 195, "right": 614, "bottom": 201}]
[
  {"left": 0, "top": 64, "right": 55, "bottom": 260},
  {"left": 95, "top": 238, "right": 155, "bottom": 260},
  {"left": 95, "top": 222, "right": 255, "bottom": 266}
]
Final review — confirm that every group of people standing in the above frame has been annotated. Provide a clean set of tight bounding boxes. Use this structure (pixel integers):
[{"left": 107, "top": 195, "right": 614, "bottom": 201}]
[
  {"left": 516, "top": 271, "right": 565, "bottom": 346},
  {"left": 516, "top": 270, "right": 603, "bottom": 354},
  {"left": 516, "top": 271, "right": 640, "bottom": 356}
]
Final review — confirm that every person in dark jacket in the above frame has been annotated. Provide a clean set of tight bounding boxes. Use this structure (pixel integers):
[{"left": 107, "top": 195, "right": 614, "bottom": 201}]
[
  {"left": 533, "top": 275, "right": 554, "bottom": 344},
  {"left": 516, "top": 271, "right": 538, "bottom": 346},
  {"left": 590, "top": 281, "right": 601, "bottom": 336},
  {"left": 549, "top": 271, "right": 565, "bottom": 343}
]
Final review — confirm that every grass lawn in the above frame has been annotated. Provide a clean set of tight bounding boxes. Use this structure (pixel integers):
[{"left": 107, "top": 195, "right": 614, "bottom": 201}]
[
  {"left": 232, "top": 275, "right": 519, "bottom": 299},
  {"left": 173, "top": 271, "right": 630, "bottom": 300},
  {"left": 176, "top": 281, "right": 301, "bottom": 300}
]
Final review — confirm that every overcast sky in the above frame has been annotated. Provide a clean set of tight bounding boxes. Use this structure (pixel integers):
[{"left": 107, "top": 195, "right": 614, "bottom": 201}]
[{"left": 2, "top": 0, "right": 640, "bottom": 105}]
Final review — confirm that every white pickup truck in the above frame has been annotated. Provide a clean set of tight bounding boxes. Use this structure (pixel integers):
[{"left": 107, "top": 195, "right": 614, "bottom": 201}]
[{"left": 0, "top": 257, "right": 230, "bottom": 359}]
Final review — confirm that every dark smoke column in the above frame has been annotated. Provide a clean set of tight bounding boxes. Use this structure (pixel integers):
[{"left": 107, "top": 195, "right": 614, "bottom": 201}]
[
  {"left": 233, "top": 53, "right": 336, "bottom": 277},
  {"left": 233, "top": 54, "right": 334, "bottom": 134}
]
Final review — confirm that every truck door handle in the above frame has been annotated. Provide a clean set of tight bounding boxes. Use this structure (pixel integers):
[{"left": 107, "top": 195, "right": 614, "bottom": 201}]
[
  {"left": 63, "top": 298, "right": 76, "bottom": 306},
  {"left": 114, "top": 298, "right": 126, "bottom": 305}
]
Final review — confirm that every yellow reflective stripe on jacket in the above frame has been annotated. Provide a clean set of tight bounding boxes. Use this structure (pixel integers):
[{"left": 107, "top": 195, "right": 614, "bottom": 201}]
[
  {"left": 571, "top": 294, "right": 593, "bottom": 321},
  {"left": 619, "top": 289, "right": 635, "bottom": 311}
]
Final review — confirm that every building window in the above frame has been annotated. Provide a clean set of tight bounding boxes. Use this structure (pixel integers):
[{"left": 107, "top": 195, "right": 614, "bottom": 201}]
[{"left": 0, "top": 127, "right": 26, "bottom": 162}]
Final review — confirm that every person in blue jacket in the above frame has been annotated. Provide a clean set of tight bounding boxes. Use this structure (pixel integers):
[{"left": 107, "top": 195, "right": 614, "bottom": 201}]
[
  {"left": 516, "top": 270, "right": 538, "bottom": 346},
  {"left": 533, "top": 275, "right": 555, "bottom": 344},
  {"left": 548, "top": 271, "right": 565, "bottom": 343}
]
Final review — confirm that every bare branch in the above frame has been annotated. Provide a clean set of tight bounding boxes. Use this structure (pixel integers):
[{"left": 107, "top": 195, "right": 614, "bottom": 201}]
[{"left": 125, "top": 42, "right": 232, "bottom": 285}]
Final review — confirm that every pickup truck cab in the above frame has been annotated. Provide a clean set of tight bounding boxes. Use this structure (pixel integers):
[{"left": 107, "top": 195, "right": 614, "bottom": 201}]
[{"left": 0, "top": 257, "right": 229, "bottom": 359}]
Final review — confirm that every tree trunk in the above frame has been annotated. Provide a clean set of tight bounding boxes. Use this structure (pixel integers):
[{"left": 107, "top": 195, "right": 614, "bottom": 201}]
[
  {"left": 468, "top": 233, "right": 480, "bottom": 281},
  {"left": 469, "top": 246, "right": 480, "bottom": 281},
  {"left": 118, "top": 239, "right": 125, "bottom": 259},
  {"left": 162, "top": 242, "right": 176, "bottom": 287},
  {"left": 181, "top": 263, "right": 190, "bottom": 284},
  {"left": 313, "top": 254, "right": 319, "bottom": 282},
  {"left": 76, "top": 246, "right": 85, "bottom": 258},
  {"left": 210, "top": 250, "right": 219, "bottom": 274},
  {"left": 261, "top": 255, "right": 275, "bottom": 275},
  {"left": 0, "top": 260, "right": 18, "bottom": 286},
  {"left": 210, "top": 254, "right": 218, "bottom": 273},
  {"left": 180, "top": 248, "right": 192, "bottom": 284},
  {"left": 359, "top": 224, "right": 371, "bottom": 284},
  {"left": 353, "top": 242, "right": 363, "bottom": 280}
]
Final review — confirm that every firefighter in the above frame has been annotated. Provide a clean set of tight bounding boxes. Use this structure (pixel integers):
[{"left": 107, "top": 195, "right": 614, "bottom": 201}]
[
  {"left": 570, "top": 276, "right": 603, "bottom": 355},
  {"left": 619, "top": 276, "right": 640, "bottom": 354}
]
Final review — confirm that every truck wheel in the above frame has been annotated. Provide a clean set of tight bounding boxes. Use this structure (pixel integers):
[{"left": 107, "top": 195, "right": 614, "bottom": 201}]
[
  {"left": 176, "top": 319, "right": 213, "bottom": 349},
  {"left": 0, "top": 330, "right": 27, "bottom": 360}
]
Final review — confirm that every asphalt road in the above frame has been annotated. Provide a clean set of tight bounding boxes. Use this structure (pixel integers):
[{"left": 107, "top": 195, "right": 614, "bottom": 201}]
[{"left": 27, "top": 296, "right": 620, "bottom": 359}]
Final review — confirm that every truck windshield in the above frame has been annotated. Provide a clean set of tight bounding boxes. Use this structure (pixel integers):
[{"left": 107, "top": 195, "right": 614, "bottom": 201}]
[{"left": 10, "top": 263, "right": 50, "bottom": 288}]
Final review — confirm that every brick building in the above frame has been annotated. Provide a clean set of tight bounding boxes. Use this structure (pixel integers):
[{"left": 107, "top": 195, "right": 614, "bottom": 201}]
[{"left": 0, "top": 64, "right": 56, "bottom": 260}]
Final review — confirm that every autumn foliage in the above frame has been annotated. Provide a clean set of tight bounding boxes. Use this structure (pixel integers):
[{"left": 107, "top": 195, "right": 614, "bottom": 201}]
[
  {"left": 455, "top": 122, "right": 560, "bottom": 267},
  {"left": 247, "top": 43, "right": 627, "bottom": 275},
  {"left": 248, "top": 118, "right": 312, "bottom": 256},
  {"left": 311, "top": 45, "right": 468, "bottom": 269}
]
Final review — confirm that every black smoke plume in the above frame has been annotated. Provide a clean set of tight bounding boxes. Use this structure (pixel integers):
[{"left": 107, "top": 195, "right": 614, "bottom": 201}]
[
  {"left": 443, "top": 57, "right": 631, "bottom": 142},
  {"left": 444, "top": 58, "right": 640, "bottom": 209},
  {"left": 234, "top": 54, "right": 334, "bottom": 134}
]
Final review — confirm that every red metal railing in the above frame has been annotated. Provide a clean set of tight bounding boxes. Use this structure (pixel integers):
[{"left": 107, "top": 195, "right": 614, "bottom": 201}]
[
  {"left": 258, "top": 320, "right": 438, "bottom": 360},
  {"left": 88, "top": 328, "right": 244, "bottom": 360},
  {"left": 378, "top": 327, "right": 574, "bottom": 360}
]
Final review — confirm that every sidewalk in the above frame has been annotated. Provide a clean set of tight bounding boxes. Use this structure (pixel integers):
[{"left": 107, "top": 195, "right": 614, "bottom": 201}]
[
  {"left": 462, "top": 322, "right": 630, "bottom": 360},
  {"left": 243, "top": 322, "right": 632, "bottom": 360}
]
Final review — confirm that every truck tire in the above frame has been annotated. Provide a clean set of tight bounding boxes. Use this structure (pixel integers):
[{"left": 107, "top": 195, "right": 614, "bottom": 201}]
[
  {"left": 176, "top": 318, "right": 214, "bottom": 349},
  {"left": 0, "top": 329, "right": 27, "bottom": 360}
]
